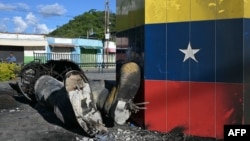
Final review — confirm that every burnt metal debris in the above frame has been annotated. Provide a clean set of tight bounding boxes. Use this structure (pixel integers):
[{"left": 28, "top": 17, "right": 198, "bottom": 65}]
[{"left": 10, "top": 60, "right": 146, "bottom": 137}]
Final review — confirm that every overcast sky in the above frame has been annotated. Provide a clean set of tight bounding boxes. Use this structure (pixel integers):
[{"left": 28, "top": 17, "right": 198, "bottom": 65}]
[{"left": 0, "top": 0, "right": 116, "bottom": 34}]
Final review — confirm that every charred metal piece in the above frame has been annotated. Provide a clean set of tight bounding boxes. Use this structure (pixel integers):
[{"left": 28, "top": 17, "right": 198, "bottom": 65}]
[
  {"left": 17, "top": 60, "right": 83, "bottom": 101},
  {"left": 92, "top": 62, "right": 143, "bottom": 125},
  {"left": 126, "top": 100, "right": 149, "bottom": 113},
  {"left": 34, "top": 70, "right": 107, "bottom": 136},
  {"left": 10, "top": 60, "right": 145, "bottom": 137},
  {"left": 109, "top": 62, "right": 142, "bottom": 125}
]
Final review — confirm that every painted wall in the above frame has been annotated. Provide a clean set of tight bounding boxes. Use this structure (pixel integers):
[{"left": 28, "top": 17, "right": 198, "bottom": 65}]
[
  {"left": 24, "top": 46, "right": 45, "bottom": 64},
  {"left": 116, "top": 0, "right": 250, "bottom": 139},
  {"left": 74, "top": 38, "right": 103, "bottom": 64},
  {"left": 46, "top": 37, "right": 79, "bottom": 63}
]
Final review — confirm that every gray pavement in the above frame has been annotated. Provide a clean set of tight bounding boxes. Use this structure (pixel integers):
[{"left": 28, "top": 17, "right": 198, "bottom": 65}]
[
  {"left": 83, "top": 68, "right": 116, "bottom": 81},
  {"left": 0, "top": 70, "right": 219, "bottom": 141},
  {"left": 0, "top": 81, "right": 85, "bottom": 141},
  {"left": 0, "top": 70, "right": 116, "bottom": 141}
]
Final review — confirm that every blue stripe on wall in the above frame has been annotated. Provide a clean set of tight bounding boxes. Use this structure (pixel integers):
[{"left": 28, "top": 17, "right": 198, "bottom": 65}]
[
  {"left": 215, "top": 19, "right": 243, "bottom": 83},
  {"left": 144, "top": 24, "right": 167, "bottom": 80},
  {"left": 144, "top": 19, "right": 244, "bottom": 83}
]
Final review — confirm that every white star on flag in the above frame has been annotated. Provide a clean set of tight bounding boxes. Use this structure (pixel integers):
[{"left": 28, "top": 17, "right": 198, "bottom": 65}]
[{"left": 179, "top": 42, "right": 200, "bottom": 62}]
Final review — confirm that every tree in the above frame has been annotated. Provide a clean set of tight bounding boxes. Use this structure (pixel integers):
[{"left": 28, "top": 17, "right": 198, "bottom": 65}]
[{"left": 48, "top": 10, "right": 116, "bottom": 40}]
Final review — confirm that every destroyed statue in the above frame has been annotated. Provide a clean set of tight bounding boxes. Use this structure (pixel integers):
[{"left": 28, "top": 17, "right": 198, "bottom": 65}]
[{"left": 10, "top": 60, "right": 146, "bottom": 137}]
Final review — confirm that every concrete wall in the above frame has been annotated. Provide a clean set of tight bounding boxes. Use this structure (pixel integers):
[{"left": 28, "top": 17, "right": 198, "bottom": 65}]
[{"left": 116, "top": 0, "right": 250, "bottom": 139}]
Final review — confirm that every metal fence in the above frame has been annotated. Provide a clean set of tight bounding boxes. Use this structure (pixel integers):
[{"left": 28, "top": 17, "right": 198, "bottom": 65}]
[{"left": 33, "top": 52, "right": 116, "bottom": 68}]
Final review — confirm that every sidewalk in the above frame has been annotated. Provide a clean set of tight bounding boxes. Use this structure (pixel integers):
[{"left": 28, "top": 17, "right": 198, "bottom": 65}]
[
  {"left": 82, "top": 67, "right": 116, "bottom": 73},
  {"left": 83, "top": 67, "right": 116, "bottom": 80}
]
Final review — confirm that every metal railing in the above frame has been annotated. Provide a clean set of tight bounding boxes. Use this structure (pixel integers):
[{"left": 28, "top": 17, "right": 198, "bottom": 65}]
[{"left": 33, "top": 52, "right": 116, "bottom": 68}]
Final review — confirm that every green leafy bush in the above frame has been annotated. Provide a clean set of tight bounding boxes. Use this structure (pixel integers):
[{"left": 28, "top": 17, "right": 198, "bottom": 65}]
[{"left": 0, "top": 62, "right": 21, "bottom": 81}]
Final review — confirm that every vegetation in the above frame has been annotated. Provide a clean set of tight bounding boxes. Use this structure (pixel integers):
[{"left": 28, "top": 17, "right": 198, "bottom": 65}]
[
  {"left": 0, "top": 63, "right": 21, "bottom": 81},
  {"left": 48, "top": 9, "right": 116, "bottom": 39}
]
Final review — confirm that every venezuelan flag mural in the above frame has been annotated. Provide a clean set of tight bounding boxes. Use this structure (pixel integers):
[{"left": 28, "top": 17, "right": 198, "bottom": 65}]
[{"left": 116, "top": 0, "right": 250, "bottom": 139}]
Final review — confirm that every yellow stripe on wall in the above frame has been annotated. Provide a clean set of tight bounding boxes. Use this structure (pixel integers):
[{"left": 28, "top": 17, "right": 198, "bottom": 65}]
[
  {"left": 214, "top": 0, "right": 244, "bottom": 19},
  {"left": 190, "top": 0, "right": 216, "bottom": 21},
  {"left": 116, "top": 0, "right": 145, "bottom": 32},
  {"left": 117, "top": 0, "right": 250, "bottom": 30},
  {"left": 145, "top": 0, "right": 167, "bottom": 24},
  {"left": 244, "top": 0, "right": 250, "bottom": 18},
  {"left": 146, "top": 0, "right": 246, "bottom": 24}
]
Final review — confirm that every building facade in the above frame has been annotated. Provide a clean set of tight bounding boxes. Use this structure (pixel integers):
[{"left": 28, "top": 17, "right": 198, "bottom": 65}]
[
  {"left": 75, "top": 38, "right": 103, "bottom": 65},
  {"left": 45, "top": 37, "right": 79, "bottom": 63},
  {"left": 116, "top": 0, "right": 250, "bottom": 139},
  {"left": 0, "top": 33, "right": 47, "bottom": 64},
  {"left": 0, "top": 33, "right": 116, "bottom": 66}
]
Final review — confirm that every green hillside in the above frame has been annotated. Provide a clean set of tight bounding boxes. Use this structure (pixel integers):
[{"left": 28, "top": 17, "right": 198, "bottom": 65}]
[{"left": 48, "top": 9, "right": 116, "bottom": 40}]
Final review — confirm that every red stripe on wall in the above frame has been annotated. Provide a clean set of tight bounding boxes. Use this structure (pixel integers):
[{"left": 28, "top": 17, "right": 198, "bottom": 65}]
[
  {"left": 144, "top": 80, "right": 243, "bottom": 139},
  {"left": 144, "top": 80, "right": 167, "bottom": 131}
]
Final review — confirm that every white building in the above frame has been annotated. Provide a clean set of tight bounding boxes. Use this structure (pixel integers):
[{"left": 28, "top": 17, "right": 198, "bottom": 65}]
[{"left": 0, "top": 33, "right": 47, "bottom": 64}]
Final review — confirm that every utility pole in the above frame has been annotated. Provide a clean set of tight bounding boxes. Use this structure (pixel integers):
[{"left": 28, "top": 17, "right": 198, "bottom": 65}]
[{"left": 104, "top": 0, "right": 110, "bottom": 68}]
